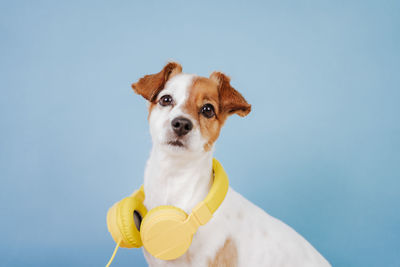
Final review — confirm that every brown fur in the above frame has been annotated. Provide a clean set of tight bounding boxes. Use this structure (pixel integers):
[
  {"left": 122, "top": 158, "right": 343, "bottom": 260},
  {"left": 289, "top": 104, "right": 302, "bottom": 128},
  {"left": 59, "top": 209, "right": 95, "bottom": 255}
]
[
  {"left": 132, "top": 62, "right": 182, "bottom": 102},
  {"left": 210, "top": 72, "right": 251, "bottom": 117},
  {"left": 183, "top": 251, "right": 193, "bottom": 264},
  {"left": 208, "top": 238, "right": 238, "bottom": 267},
  {"left": 183, "top": 73, "right": 251, "bottom": 150},
  {"left": 183, "top": 77, "right": 222, "bottom": 151}
]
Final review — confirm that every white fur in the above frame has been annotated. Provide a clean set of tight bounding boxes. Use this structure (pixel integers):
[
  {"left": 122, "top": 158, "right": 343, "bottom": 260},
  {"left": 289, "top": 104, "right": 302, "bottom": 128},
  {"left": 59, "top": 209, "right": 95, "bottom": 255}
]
[
  {"left": 142, "top": 74, "right": 331, "bottom": 266},
  {"left": 148, "top": 74, "right": 207, "bottom": 155}
]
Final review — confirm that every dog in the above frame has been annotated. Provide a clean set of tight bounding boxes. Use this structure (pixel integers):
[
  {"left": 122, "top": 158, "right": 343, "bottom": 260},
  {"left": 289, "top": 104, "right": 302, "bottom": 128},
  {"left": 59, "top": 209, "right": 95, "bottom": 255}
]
[{"left": 131, "top": 62, "right": 331, "bottom": 266}]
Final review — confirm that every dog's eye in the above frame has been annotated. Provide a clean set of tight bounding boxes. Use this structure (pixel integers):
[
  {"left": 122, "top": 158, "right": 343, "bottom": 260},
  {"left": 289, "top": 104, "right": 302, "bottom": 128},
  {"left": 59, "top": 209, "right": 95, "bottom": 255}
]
[
  {"left": 159, "top": 95, "right": 173, "bottom": 106},
  {"left": 200, "top": 104, "right": 215, "bottom": 118}
]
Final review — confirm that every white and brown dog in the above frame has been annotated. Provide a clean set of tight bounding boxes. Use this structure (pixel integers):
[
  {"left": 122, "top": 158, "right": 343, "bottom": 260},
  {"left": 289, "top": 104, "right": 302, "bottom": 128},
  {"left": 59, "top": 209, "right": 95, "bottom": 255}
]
[{"left": 132, "top": 62, "right": 330, "bottom": 267}]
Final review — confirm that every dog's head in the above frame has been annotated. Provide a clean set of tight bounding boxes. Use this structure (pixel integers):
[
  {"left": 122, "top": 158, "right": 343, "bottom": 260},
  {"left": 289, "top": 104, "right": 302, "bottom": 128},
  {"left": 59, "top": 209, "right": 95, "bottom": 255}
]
[{"left": 132, "top": 62, "right": 251, "bottom": 154}]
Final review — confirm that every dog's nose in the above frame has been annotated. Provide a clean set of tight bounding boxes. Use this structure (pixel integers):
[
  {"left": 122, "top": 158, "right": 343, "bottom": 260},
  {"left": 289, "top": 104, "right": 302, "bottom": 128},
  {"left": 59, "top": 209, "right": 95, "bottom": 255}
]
[{"left": 171, "top": 117, "right": 193, "bottom": 136}]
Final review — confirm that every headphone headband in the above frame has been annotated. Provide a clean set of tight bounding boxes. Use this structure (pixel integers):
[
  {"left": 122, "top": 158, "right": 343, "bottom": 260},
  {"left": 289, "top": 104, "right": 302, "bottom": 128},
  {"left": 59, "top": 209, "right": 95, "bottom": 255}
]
[{"left": 189, "top": 158, "right": 229, "bottom": 225}]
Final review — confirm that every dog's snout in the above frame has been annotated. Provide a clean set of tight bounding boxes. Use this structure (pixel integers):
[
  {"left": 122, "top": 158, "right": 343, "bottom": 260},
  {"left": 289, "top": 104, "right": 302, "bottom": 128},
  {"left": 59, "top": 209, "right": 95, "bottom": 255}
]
[{"left": 171, "top": 117, "right": 193, "bottom": 136}]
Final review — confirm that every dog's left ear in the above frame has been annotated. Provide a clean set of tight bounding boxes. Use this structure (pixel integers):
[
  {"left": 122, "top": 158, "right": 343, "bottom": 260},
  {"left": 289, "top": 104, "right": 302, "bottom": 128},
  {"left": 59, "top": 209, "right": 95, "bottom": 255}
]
[
  {"left": 210, "top": 72, "right": 251, "bottom": 117},
  {"left": 132, "top": 62, "right": 182, "bottom": 102}
]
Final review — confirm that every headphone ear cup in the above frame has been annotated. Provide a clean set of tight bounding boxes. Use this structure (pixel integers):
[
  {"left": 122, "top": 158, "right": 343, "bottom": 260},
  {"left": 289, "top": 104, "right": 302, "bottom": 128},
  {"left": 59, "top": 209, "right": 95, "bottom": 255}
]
[
  {"left": 107, "top": 196, "right": 148, "bottom": 248},
  {"left": 140, "top": 206, "right": 194, "bottom": 260}
]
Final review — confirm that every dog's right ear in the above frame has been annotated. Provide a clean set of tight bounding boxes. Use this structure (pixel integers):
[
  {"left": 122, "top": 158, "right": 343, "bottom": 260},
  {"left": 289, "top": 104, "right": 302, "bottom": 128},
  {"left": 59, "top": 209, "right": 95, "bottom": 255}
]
[{"left": 131, "top": 62, "right": 182, "bottom": 102}]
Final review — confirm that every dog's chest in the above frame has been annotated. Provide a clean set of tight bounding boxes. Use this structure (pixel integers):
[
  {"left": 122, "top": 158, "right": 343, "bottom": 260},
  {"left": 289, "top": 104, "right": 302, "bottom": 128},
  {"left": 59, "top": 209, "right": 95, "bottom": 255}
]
[{"left": 143, "top": 188, "right": 241, "bottom": 267}]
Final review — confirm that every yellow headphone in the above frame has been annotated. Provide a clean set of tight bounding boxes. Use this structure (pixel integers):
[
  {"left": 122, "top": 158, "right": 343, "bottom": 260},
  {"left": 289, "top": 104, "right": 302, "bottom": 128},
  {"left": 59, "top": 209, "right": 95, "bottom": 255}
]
[{"left": 106, "top": 158, "right": 229, "bottom": 261}]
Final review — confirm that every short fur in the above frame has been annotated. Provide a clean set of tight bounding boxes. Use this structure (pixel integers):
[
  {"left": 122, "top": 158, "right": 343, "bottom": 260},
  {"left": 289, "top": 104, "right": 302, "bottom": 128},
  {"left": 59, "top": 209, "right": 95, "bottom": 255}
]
[{"left": 132, "top": 62, "right": 330, "bottom": 267}]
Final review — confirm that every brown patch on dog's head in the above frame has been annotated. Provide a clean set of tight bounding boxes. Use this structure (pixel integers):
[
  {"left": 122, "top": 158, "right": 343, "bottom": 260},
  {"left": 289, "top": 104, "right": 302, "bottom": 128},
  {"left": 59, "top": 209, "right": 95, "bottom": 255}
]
[
  {"left": 210, "top": 71, "right": 251, "bottom": 117},
  {"left": 183, "top": 77, "right": 220, "bottom": 151},
  {"left": 183, "top": 72, "right": 251, "bottom": 151},
  {"left": 131, "top": 62, "right": 182, "bottom": 102}
]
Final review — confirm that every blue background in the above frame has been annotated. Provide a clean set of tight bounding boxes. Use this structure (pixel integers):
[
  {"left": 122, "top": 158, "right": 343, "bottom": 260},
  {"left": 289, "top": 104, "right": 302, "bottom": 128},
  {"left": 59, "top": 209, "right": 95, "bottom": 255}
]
[{"left": 1, "top": 1, "right": 399, "bottom": 266}]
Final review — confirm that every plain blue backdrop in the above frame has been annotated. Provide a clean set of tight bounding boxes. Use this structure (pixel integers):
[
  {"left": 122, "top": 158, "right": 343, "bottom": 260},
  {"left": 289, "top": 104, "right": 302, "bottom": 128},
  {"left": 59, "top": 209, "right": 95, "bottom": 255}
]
[{"left": 1, "top": 1, "right": 399, "bottom": 266}]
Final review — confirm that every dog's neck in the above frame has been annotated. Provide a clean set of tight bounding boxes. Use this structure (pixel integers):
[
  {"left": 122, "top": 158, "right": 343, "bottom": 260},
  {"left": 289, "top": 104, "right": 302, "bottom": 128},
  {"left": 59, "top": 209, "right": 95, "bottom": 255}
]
[{"left": 143, "top": 146, "right": 214, "bottom": 213}]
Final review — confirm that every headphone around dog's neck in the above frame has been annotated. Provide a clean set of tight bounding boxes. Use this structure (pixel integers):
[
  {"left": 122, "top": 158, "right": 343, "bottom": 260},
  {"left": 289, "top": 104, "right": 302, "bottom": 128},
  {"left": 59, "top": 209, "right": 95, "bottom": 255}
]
[{"left": 106, "top": 158, "right": 229, "bottom": 265}]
